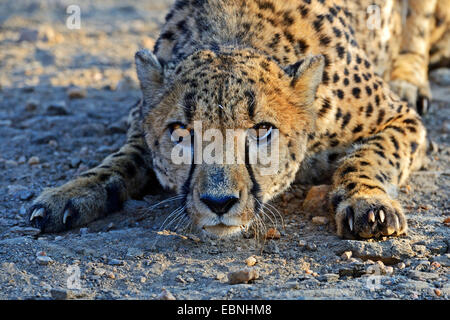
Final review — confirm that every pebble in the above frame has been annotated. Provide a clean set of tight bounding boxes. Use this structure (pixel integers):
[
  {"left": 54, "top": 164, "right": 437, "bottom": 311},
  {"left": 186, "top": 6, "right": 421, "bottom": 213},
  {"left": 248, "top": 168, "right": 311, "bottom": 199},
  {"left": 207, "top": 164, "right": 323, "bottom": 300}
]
[
  {"left": 311, "top": 216, "right": 328, "bottom": 225},
  {"left": 228, "top": 268, "right": 260, "bottom": 284},
  {"left": 265, "top": 228, "right": 281, "bottom": 240},
  {"left": 341, "top": 251, "right": 352, "bottom": 260},
  {"left": 67, "top": 87, "right": 87, "bottom": 99},
  {"left": 32, "top": 133, "right": 57, "bottom": 144},
  {"left": 10, "top": 226, "right": 41, "bottom": 236},
  {"left": 305, "top": 242, "right": 317, "bottom": 251},
  {"left": 17, "top": 156, "right": 26, "bottom": 164},
  {"left": 107, "top": 259, "right": 124, "bottom": 266},
  {"left": 302, "top": 185, "right": 331, "bottom": 217},
  {"left": 216, "top": 272, "right": 226, "bottom": 281},
  {"left": 126, "top": 247, "right": 144, "bottom": 259},
  {"left": 51, "top": 288, "right": 73, "bottom": 300},
  {"left": 93, "top": 267, "right": 106, "bottom": 276},
  {"left": 79, "top": 228, "right": 89, "bottom": 235},
  {"left": 432, "top": 254, "right": 450, "bottom": 267},
  {"left": 45, "top": 101, "right": 69, "bottom": 115},
  {"left": 408, "top": 270, "right": 440, "bottom": 281},
  {"left": 70, "top": 158, "right": 82, "bottom": 168},
  {"left": 36, "top": 255, "right": 53, "bottom": 266},
  {"left": 25, "top": 99, "right": 39, "bottom": 111},
  {"left": 18, "top": 28, "right": 39, "bottom": 42},
  {"left": 338, "top": 264, "right": 366, "bottom": 278},
  {"left": 245, "top": 256, "right": 257, "bottom": 267},
  {"left": 318, "top": 273, "right": 339, "bottom": 282},
  {"left": 434, "top": 289, "right": 442, "bottom": 297},
  {"left": 396, "top": 262, "right": 406, "bottom": 269},
  {"left": 18, "top": 190, "right": 34, "bottom": 201},
  {"left": 28, "top": 156, "right": 40, "bottom": 165},
  {"left": 157, "top": 288, "right": 176, "bottom": 300}
]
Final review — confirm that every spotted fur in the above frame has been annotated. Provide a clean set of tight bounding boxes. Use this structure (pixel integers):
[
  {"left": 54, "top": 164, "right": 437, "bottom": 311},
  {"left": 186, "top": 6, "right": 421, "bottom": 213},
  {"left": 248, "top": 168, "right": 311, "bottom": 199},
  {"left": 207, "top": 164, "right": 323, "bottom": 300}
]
[{"left": 29, "top": 0, "right": 447, "bottom": 240}]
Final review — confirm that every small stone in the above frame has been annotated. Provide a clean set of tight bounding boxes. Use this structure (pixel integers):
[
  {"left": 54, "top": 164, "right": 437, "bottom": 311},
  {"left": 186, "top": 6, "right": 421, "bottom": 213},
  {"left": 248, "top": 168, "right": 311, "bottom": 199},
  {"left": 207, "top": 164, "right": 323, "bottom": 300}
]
[
  {"left": 107, "top": 259, "right": 124, "bottom": 266},
  {"left": 106, "top": 272, "right": 115, "bottom": 279},
  {"left": 385, "top": 266, "right": 394, "bottom": 275},
  {"left": 93, "top": 267, "right": 106, "bottom": 276},
  {"left": 5, "top": 160, "right": 18, "bottom": 168},
  {"left": 396, "top": 262, "right": 406, "bottom": 270},
  {"left": 302, "top": 185, "right": 331, "bottom": 217},
  {"left": 45, "top": 101, "right": 69, "bottom": 115},
  {"left": 140, "top": 277, "right": 146, "bottom": 283},
  {"left": 10, "top": 226, "right": 41, "bottom": 236},
  {"left": 79, "top": 228, "right": 89, "bottom": 235},
  {"left": 157, "top": 288, "right": 176, "bottom": 300},
  {"left": 36, "top": 255, "right": 53, "bottom": 266},
  {"left": 51, "top": 288, "right": 73, "bottom": 300},
  {"left": 312, "top": 216, "right": 328, "bottom": 225},
  {"left": 0, "top": 120, "right": 12, "bottom": 126},
  {"left": 228, "top": 268, "right": 259, "bottom": 284},
  {"left": 25, "top": 99, "right": 38, "bottom": 112},
  {"left": 341, "top": 251, "right": 352, "bottom": 260},
  {"left": 32, "top": 133, "right": 57, "bottom": 145},
  {"left": 318, "top": 273, "right": 339, "bottom": 282},
  {"left": 443, "top": 217, "right": 450, "bottom": 225},
  {"left": 432, "top": 254, "right": 450, "bottom": 267},
  {"left": 18, "top": 29, "right": 39, "bottom": 42},
  {"left": 17, "top": 156, "right": 26, "bottom": 164},
  {"left": 434, "top": 289, "right": 442, "bottom": 297},
  {"left": 408, "top": 270, "right": 440, "bottom": 281},
  {"left": 126, "top": 247, "right": 144, "bottom": 259},
  {"left": 216, "top": 272, "right": 226, "bottom": 281},
  {"left": 67, "top": 87, "right": 87, "bottom": 99},
  {"left": 106, "top": 222, "right": 115, "bottom": 231},
  {"left": 70, "top": 158, "right": 82, "bottom": 168},
  {"left": 55, "top": 236, "right": 64, "bottom": 241},
  {"left": 306, "top": 242, "right": 317, "bottom": 251},
  {"left": 298, "top": 240, "right": 307, "bottom": 247},
  {"left": 18, "top": 190, "right": 34, "bottom": 201},
  {"left": 265, "top": 228, "right": 281, "bottom": 240},
  {"left": 28, "top": 156, "right": 40, "bottom": 165},
  {"left": 245, "top": 256, "right": 257, "bottom": 267}
]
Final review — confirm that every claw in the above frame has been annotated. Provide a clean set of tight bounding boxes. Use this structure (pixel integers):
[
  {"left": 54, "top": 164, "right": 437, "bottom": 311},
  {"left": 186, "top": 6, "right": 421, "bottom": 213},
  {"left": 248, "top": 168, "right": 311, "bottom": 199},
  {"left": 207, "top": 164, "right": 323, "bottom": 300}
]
[
  {"left": 346, "top": 207, "right": 354, "bottom": 232},
  {"left": 63, "top": 209, "right": 72, "bottom": 224},
  {"left": 368, "top": 210, "right": 375, "bottom": 223},
  {"left": 417, "top": 96, "right": 429, "bottom": 115},
  {"left": 378, "top": 209, "right": 385, "bottom": 223},
  {"left": 30, "top": 208, "right": 45, "bottom": 221}
]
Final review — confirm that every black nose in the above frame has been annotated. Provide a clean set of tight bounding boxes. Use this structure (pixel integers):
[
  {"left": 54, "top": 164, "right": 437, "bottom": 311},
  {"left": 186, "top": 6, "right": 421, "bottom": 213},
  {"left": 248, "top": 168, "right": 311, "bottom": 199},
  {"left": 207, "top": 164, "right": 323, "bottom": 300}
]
[{"left": 200, "top": 195, "right": 239, "bottom": 216}]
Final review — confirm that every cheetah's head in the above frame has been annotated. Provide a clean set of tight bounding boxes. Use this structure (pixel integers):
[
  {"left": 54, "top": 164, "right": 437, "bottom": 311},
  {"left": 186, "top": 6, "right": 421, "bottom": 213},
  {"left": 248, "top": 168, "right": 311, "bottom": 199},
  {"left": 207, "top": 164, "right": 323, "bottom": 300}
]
[{"left": 135, "top": 48, "right": 324, "bottom": 237}]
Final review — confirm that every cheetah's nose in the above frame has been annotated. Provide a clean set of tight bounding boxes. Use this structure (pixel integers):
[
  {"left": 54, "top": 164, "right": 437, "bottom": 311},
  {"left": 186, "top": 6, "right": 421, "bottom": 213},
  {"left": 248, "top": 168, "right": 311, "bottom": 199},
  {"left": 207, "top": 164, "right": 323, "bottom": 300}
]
[{"left": 200, "top": 195, "right": 239, "bottom": 216}]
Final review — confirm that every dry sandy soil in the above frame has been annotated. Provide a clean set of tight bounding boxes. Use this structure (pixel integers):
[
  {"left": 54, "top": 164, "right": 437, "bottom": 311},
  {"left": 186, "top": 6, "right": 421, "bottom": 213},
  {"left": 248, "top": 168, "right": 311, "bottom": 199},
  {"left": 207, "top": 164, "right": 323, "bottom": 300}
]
[{"left": 0, "top": 0, "right": 449, "bottom": 300}]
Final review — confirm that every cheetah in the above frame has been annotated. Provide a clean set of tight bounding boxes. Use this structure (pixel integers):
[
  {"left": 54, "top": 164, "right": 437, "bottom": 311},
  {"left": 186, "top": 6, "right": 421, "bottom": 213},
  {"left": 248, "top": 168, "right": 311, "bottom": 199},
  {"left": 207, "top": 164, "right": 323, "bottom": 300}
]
[{"left": 29, "top": 0, "right": 448, "bottom": 240}]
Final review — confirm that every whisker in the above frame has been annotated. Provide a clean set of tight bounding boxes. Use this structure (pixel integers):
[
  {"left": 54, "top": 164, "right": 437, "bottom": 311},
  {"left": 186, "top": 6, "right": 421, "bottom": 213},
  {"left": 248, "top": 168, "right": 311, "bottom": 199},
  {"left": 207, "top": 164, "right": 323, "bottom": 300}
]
[
  {"left": 264, "top": 201, "right": 285, "bottom": 229},
  {"left": 147, "top": 195, "right": 183, "bottom": 210}
]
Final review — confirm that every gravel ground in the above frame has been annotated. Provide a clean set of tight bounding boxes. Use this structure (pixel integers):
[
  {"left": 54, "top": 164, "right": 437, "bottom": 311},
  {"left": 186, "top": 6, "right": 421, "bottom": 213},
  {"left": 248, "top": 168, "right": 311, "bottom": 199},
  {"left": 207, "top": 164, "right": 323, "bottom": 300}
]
[{"left": 0, "top": 0, "right": 449, "bottom": 300}]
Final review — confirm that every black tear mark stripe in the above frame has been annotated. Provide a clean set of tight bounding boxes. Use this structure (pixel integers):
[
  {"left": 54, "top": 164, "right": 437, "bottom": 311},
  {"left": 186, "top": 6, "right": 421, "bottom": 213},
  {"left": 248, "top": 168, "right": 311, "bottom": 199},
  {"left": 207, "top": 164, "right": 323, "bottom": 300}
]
[{"left": 245, "top": 141, "right": 262, "bottom": 214}]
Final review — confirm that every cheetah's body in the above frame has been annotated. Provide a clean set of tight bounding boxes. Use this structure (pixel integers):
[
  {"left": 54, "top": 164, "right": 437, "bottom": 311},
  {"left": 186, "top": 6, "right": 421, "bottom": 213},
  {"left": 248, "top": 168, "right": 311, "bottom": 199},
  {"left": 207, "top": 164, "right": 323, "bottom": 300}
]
[{"left": 29, "top": 0, "right": 449, "bottom": 239}]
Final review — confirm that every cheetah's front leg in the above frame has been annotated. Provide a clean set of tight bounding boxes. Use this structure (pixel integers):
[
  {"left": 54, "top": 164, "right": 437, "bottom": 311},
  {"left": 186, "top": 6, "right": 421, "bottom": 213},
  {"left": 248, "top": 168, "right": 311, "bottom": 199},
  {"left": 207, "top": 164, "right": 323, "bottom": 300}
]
[
  {"left": 330, "top": 107, "right": 426, "bottom": 239},
  {"left": 28, "top": 102, "right": 158, "bottom": 233}
]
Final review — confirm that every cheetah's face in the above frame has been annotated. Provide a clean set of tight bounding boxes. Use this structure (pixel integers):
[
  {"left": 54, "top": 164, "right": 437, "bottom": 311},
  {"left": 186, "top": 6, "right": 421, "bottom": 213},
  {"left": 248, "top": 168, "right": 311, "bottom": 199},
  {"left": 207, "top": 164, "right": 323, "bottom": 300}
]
[{"left": 135, "top": 49, "right": 324, "bottom": 237}]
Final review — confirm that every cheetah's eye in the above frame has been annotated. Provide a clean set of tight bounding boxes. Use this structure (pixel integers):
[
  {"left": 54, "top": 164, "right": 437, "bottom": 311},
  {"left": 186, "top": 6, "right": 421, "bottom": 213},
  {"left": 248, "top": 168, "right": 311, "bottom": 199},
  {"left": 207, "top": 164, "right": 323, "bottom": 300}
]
[
  {"left": 168, "top": 122, "right": 191, "bottom": 144},
  {"left": 248, "top": 122, "right": 275, "bottom": 142}
]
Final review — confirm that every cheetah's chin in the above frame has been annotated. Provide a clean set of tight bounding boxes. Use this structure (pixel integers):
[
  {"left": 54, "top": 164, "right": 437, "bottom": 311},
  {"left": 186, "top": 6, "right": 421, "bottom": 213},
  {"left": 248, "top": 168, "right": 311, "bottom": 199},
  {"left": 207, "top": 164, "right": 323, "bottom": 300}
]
[{"left": 202, "top": 223, "right": 248, "bottom": 238}]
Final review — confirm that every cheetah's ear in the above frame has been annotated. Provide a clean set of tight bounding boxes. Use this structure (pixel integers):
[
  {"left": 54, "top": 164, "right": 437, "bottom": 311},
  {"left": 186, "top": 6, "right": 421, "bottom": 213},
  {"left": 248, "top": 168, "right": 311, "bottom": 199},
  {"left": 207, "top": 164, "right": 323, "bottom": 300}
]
[
  {"left": 135, "top": 49, "right": 164, "bottom": 109},
  {"left": 284, "top": 55, "right": 324, "bottom": 105}
]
